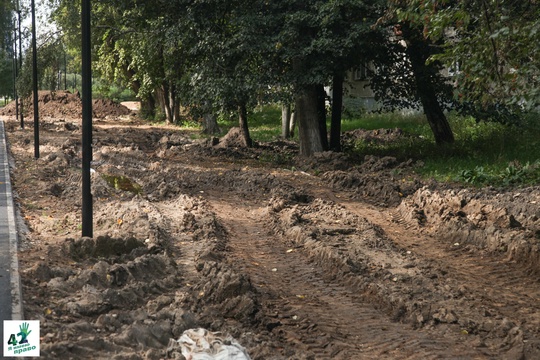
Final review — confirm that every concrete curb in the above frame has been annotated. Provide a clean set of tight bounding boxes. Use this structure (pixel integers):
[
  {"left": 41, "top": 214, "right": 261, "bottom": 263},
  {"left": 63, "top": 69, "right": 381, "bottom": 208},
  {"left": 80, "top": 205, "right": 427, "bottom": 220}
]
[{"left": 0, "top": 120, "right": 23, "bottom": 321}]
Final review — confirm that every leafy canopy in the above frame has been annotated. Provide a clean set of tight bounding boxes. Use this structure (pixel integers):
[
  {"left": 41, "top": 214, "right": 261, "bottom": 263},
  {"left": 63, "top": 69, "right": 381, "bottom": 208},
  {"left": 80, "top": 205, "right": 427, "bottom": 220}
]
[{"left": 395, "top": 0, "right": 540, "bottom": 110}]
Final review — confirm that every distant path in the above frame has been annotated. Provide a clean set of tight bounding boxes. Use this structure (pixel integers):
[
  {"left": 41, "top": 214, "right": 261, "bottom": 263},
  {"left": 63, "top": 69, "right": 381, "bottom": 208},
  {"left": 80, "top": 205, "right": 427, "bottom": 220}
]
[{"left": 120, "top": 101, "right": 140, "bottom": 111}]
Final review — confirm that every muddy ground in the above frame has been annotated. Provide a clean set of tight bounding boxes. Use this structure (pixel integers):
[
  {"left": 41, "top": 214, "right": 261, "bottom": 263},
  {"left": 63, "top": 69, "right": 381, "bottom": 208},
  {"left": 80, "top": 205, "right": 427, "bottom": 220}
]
[{"left": 2, "top": 92, "right": 540, "bottom": 359}]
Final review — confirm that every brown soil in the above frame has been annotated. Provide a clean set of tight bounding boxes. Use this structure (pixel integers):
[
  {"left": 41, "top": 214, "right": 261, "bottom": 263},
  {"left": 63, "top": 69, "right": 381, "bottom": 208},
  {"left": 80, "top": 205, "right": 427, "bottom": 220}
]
[
  {"left": 2, "top": 94, "right": 540, "bottom": 359},
  {"left": 0, "top": 91, "right": 133, "bottom": 119}
]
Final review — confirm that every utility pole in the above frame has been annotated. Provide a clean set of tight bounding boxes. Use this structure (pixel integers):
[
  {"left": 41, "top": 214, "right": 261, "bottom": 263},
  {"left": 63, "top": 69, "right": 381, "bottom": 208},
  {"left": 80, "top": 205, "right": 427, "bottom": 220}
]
[
  {"left": 81, "top": 0, "right": 93, "bottom": 237},
  {"left": 31, "top": 0, "right": 39, "bottom": 158},
  {"left": 17, "top": 1, "right": 23, "bottom": 128},
  {"left": 64, "top": 50, "right": 67, "bottom": 90},
  {"left": 12, "top": 20, "right": 18, "bottom": 124}
]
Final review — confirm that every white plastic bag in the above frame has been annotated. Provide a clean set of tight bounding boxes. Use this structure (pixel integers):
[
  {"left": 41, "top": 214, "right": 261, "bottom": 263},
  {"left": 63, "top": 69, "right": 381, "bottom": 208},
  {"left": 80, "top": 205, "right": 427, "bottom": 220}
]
[{"left": 175, "top": 328, "right": 251, "bottom": 360}]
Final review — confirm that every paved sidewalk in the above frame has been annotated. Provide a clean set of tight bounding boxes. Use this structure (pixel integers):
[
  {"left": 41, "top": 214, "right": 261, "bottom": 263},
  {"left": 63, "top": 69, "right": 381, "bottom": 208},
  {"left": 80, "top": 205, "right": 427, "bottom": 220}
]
[{"left": 0, "top": 120, "right": 23, "bottom": 356}]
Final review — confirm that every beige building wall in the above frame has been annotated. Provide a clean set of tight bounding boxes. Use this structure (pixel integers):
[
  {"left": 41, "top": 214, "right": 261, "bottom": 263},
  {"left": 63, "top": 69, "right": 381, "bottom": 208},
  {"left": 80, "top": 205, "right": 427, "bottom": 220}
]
[{"left": 341, "top": 67, "right": 379, "bottom": 115}]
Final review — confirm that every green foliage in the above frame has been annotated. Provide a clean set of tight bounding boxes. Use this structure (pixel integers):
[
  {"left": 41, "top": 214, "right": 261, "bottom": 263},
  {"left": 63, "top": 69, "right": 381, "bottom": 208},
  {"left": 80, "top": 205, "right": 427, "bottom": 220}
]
[
  {"left": 17, "top": 37, "right": 67, "bottom": 98},
  {"left": 397, "top": 0, "right": 540, "bottom": 110},
  {"left": 279, "top": 0, "right": 382, "bottom": 87},
  {"left": 0, "top": 49, "right": 13, "bottom": 98},
  {"left": 43, "top": 0, "right": 537, "bottom": 157},
  {"left": 50, "top": 0, "right": 384, "bottom": 133},
  {"left": 459, "top": 166, "right": 490, "bottom": 184},
  {"left": 368, "top": 2, "right": 456, "bottom": 115},
  {"left": 93, "top": 79, "right": 135, "bottom": 103},
  {"left": 0, "top": 0, "right": 15, "bottom": 50},
  {"left": 458, "top": 162, "right": 540, "bottom": 187},
  {"left": 0, "top": 1, "right": 15, "bottom": 100},
  {"left": 344, "top": 110, "right": 540, "bottom": 187}
]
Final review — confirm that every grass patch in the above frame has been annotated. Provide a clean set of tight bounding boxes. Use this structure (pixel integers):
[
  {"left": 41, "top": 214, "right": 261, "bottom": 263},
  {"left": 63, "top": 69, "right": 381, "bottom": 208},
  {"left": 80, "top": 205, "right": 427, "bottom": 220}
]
[
  {"left": 217, "top": 105, "right": 286, "bottom": 142},
  {"left": 345, "top": 111, "right": 540, "bottom": 186},
  {"left": 420, "top": 114, "right": 540, "bottom": 186},
  {"left": 178, "top": 103, "right": 540, "bottom": 187},
  {"left": 341, "top": 112, "right": 428, "bottom": 135}
]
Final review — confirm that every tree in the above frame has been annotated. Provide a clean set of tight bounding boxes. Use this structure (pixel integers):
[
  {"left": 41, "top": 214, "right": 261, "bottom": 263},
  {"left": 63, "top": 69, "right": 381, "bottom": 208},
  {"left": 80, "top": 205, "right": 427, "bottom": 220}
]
[
  {"left": 15, "top": 35, "right": 66, "bottom": 100},
  {"left": 367, "top": 2, "right": 456, "bottom": 144},
  {"left": 0, "top": 0, "right": 14, "bottom": 49},
  {"left": 276, "top": 0, "right": 382, "bottom": 156},
  {"left": 51, "top": 1, "right": 163, "bottom": 118},
  {"left": 53, "top": 0, "right": 271, "bottom": 141},
  {"left": 49, "top": 0, "right": 392, "bottom": 156},
  {"left": 0, "top": 1, "right": 15, "bottom": 102},
  {"left": 397, "top": 0, "right": 540, "bottom": 113},
  {"left": 173, "top": 0, "right": 274, "bottom": 145},
  {"left": 400, "top": 23, "right": 455, "bottom": 144},
  {"left": 0, "top": 50, "right": 14, "bottom": 100}
]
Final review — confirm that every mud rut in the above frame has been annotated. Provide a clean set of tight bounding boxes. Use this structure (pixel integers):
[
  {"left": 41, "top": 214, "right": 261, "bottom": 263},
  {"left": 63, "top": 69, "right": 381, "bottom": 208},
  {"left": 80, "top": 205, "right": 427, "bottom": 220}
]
[
  {"left": 200, "top": 175, "right": 540, "bottom": 359},
  {"left": 4, "top": 116, "right": 540, "bottom": 359},
  {"left": 209, "top": 197, "right": 480, "bottom": 359}
]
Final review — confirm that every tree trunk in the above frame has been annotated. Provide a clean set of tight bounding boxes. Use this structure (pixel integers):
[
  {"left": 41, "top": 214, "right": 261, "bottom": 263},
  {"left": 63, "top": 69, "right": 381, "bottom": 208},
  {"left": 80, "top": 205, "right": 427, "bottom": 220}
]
[
  {"left": 173, "top": 100, "right": 181, "bottom": 124},
  {"left": 406, "top": 31, "right": 454, "bottom": 145},
  {"left": 125, "top": 68, "right": 155, "bottom": 119},
  {"left": 238, "top": 102, "right": 253, "bottom": 147},
  {"left": 419, "top": 88, "right": 454, "bottom": 145},
  {"left": 203, "top": 113, "right": 220, "bottom": 134},
  {"left": 202, "top": 101, "right": 221, "bottom": 135},
  {"left": 161, "top": 82, "right": 173, "bottom": 123},
  {"left": 330, "top": 74, "right": 344, "bottom": 152},
  {"left": 281, "top": 103, "right": 291, "bottom": 139},
  {"left": 168, "top": 84, "right": 180, "bottom": 124},
  {"left": 317, "top": 84, "right": 329, "bottom": 151},
  {"left": 140, "top": 96, "right": 156, "bottom": 119},
  {"left": 295, "top": 85, "right": 325, "bottom": 157},
  {"left": 289, "top": 112, "right": 296, "bottom": 138}
]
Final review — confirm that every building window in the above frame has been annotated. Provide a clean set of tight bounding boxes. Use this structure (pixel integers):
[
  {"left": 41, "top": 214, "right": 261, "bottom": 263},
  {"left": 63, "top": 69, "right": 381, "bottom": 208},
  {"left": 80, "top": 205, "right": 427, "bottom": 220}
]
[{"left": 354, "top": 63, "right": 369, "bottom": 81}]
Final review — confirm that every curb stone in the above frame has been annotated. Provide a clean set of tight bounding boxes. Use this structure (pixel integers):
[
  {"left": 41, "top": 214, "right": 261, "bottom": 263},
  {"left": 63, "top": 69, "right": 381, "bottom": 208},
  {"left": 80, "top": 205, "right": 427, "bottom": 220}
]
[{"left": 0, "top": 120, "right": 23, "bottom": 356}]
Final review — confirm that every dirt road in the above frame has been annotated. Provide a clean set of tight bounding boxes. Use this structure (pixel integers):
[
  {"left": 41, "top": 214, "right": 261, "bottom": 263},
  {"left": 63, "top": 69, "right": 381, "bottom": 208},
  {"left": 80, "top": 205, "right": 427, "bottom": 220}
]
[{"left": 2, "top": 100, "right": 540, "bottom": 359}]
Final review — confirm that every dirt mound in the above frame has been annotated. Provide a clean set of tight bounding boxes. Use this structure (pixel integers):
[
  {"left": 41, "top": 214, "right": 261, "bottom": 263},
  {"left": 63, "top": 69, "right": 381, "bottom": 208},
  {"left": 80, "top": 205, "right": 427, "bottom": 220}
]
[
  {"left": 0, "top": 91, "right": 131, "bottom": 119},
  {"left": 321, "top": 155, "right": 423, "bottom": 206},
  {"left": 92, "top": 98, "right": 132, "bottom": 118},
  {"left": 214, "top": 127, "right": 252, "bottom": 148},
  {"left": 0, "top": 99, "right": 18, "bottom": 116},
  {"left": 342, "top": 128, "right": 409, "bottom": 146},
  {"left": 342, "top": 127, "right": 410, "bottom": 145},
  {"left": 397, "top": 186, "right": 540, "bottom": 273},
  {"left": 266, "top": 192, "right": 540, "bottom": 358}
]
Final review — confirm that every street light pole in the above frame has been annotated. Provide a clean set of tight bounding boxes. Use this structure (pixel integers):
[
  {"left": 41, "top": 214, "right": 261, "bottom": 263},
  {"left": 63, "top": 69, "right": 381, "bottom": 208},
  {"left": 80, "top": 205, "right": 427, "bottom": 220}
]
[
  {"left": 31, "top": 0, "right": 39, "bottom": 159},
  {"left": 64, "top": 50, "right": 67, "bottom": 90},
  {"left": 12, "top": 21, "right": 18, "bottom": 124},
  {"left": 17, "top": 1, "right": 23, "bottom": 128},
  {"left": 81, "top": 0, "right": 93, "bottom": 238}
]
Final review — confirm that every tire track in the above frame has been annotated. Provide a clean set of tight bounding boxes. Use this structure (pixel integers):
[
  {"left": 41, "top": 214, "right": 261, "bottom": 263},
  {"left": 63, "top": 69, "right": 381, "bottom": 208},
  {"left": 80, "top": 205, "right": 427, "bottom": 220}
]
[
  {"left": 340, "top": 200, "right": 540, "bottom": 356},
  {"left": 210, "top": 199, "right": 490, "bottom": 359}
]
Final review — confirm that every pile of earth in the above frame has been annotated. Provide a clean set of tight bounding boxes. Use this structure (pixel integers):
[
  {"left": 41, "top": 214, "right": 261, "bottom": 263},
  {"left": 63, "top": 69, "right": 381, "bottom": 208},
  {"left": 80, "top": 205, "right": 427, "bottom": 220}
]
[
  {"left": 396, "top": 185, "right": 540, "bottom": 273},
  {"left": 0, "top": 91, "right": 132, "bottom": 119},
  {"left": 342, "top": 128, "right": 413, "bottom": 146}
]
